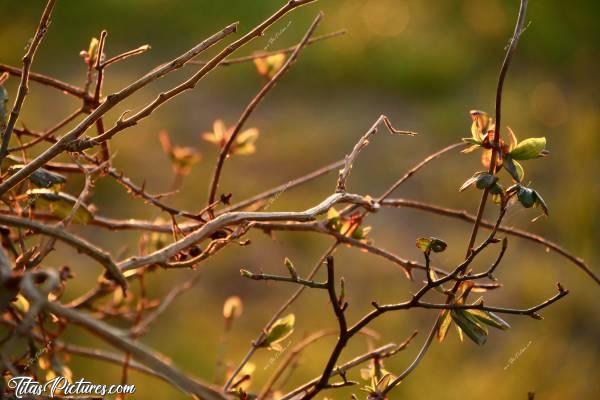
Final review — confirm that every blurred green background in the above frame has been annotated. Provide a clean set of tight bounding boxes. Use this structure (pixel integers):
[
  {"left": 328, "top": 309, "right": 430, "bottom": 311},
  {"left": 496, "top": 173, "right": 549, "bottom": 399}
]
[{"left": 1, "top": 0, "right": 599, "bottom": 399}]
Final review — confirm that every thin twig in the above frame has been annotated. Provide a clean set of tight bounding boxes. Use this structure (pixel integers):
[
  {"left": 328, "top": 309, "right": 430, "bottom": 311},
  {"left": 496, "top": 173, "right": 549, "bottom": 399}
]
[
  {"left": 0, "top": 0, "right": 57, "bottom": 163},
  {"left": 101, "top": 44, "right": 151, "bottom": 68},
  {"left": 223, "top": 242, "right": 337, "bottom": 391},
  {"left": 0, "top": 22, "right": 238, "bottom": 194},
  {"left": 465, "top": 0, "right": 528, "bottom": 256},
  {"left": 0, "top": 213, "right": 127, "bottom": 290},
  {"left": 207, "top": 12, "right": 325, "bottom": 211},
  {"left": 19, "top": 271, "right": 228, "bottom": 400},
  {"left": 377, "top": 142, "right": 463, "bottom": 202},
  {"left": 382, "top": 198, "right": 598, "bottom": 284},
  {"left": 117, "top": 192, "right": 374, "bottom": 272},
  {"left": 72, "top": 1, "right": 321, "bottom": 154},
  {"left": 131, "top": 275, "right": 201, "bottom": 336},
  {"left": 280, "top": 333, "right": 417, "bottom": 400},
  {"left": 8, "top": 108, "right": 82, "bottom": 152},
  {"left": 241, "top": 270, "right": 328, "bottom": 289},
  {"left": 217, "top": 158, "right": 345, "bottom": 214},
  {"left": 190, "top": 29, "right": 346, "bottom": 67},
  {"left": 0, "top": 63, "right": 88, "bottom": 99},
  {"left": 336, "top": 115, "right": 416, "bottom": 193}
]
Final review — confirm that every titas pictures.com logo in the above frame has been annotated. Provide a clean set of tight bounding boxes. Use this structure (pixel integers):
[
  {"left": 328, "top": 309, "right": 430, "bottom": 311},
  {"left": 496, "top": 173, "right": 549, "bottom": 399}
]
[{"left": 7, "top": 376, "right": 136, "bottom": 398}]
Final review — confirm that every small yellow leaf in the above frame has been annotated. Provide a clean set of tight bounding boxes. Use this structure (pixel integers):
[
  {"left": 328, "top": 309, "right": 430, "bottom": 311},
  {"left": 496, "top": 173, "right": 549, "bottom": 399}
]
[
  {"left": 253, "top": 53, "right": 286, "bottom": 78},
  {"left": 437, "top": 310, "right": 452, "bottom": 343},
  {"left": 39, "top": 356, "right": 50, "bottom": 370},
  {"left": 232, "top": 128, "right": 259, "bottom": 155},
  {"left": 27, "top": 189, "right": 94, "bottom": 224},
  {"left": 469, "top": 110, "right": 490, "bottom": 141},
  {"left": 327, "top": 207, "right": 340, "bottom": 222},
  {"left": 201, "top": 120, "right": 259, "bottom": 156},
  {"left": 13, "top": 294, "right": 30, "bottom": 313},
  {"left": 223, "top": 296, "right": 243, "bottom": 320},
  {"left": 507, "top": 126, "right": 518, "bottom": 151}
]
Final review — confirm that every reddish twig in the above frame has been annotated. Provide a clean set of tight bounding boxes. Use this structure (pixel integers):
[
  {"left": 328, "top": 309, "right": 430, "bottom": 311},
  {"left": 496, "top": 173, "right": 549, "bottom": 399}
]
[{"left": 465, "top": 0, "right": 529, "bottom": 256}]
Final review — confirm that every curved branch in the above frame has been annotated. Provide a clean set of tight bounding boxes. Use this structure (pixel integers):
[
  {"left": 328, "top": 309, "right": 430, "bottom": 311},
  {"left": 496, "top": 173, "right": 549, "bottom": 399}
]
[
  {"left": 117, "top": 192, "right": 375, "bottom": 271},
  {"left": 207, "top": 12, "right": 324, "bottom": 209},
  {"left": 382, "top": 198, "right": 598, "bottom": 284},
  {"left": 465, "top": 0, "right": 529, "bottom": 254},
  {"left": 19, "top": 272, "right": 228, "bottom": 400},
  {"left": 0, "top": 214, "right": 127, "bottom": 291}
]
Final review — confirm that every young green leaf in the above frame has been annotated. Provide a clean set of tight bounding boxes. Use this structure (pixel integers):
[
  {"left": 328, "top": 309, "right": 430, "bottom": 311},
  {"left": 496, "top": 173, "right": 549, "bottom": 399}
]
[
  {"left": 232, "top": 128, "right": 259, "bottom": 155},
  {"left": 87, "top": 37, "right": 99, "bottom": 64},
  {"left": 326, "top": 207, "right": 341, "bottom": 229},
  {"left": 430, "top": 238, "right": 448, "bottom": 253},
  {"left": 511, "top": 185, "right": 549, "bottom": 215},
  {"left": 532, "top": 190, "right": 549, "bottom": 215},
  {"left": 239, "top": 268, "right": 253, "bottom": 278},
  {"left": 9, "top": 166, "right": 66, "bottom": 189},
  {"left": 517, "top": 186, "right": 535, "bottom": 208},
  {"left": 466, "top": 309, "right": 511, "bottom": 330},
  {"left": 351, "top": 225, "right": 371, "bottom": 240},
  {"left": 27, "top": 189, "right": 94, "bottom": 224},
  {"left": 415, "top": 237, "right": 431, "bottom": 253},
  {"left": 503, "top": 155, "right": 524, "bottom": 182},
  {"left": 460, "top": 171, "right": 499, "bottom": 192},
  {"left": 284, "top": 257, "right": 298, "bottom": 280},
  {"left": 461, "top": 143, "right": 481, "bottom": 154},
  {"left": 159, "top": 131, "right": 202, "bottom": 176},
  {"left": 416, "top": 237, "right": 447, "bottom": 254},
  {"left": 461, "top": 137, "right": 482, "bottom": 146},
  {"left": 475, "top": 173, "right": 499, "bottom": 190},
  {"left": 450, "top": 309, "right": 488, "bottom": 346},
  {"left": 201, "top": 119, "right": 259, "bottom": 156},
  {"left": 259, "top": 314, "right": 295, "bottom": 350},
  {"left": 510, "top": 137, "right": 547, "bottom": 160}
]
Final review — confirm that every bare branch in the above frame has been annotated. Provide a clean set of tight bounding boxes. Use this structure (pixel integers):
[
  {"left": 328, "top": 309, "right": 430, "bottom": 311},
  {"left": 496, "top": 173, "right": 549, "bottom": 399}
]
[
  {"left": 207, "top": 12, "right": 325, "bottom": 210},
  {"left": 336, "top": 114, "right": 416, "bottom": 193},
  {"left": 190, "top": 29, "right": 346, "bottom": 67},
  {"left": 19, "top": 271, "right": 228, "bottom": 400},
  {"left": 382, "top": 198, "right": 598, "bottom": 284},
  {"left": 117, "top": 192, "right": 374, "bottom": 272},
  {"left": 0, "top": 213, "right": 127, "bottom": 291},
  {"left": 0, "top": 0, "right": 57, "bottom": 163},
  {"left": 218, "top": 158, "right": 345, "bottom": 214},
  {"left": 280, "top": 333, "right": 417, "bottom": 400},
  {"left": 241, "top": 269, "right": 328, "bottom": 289},
  {"left": 224, "top": 242, "right": 337, "bottom": 391},
  {"left": 0, "top": 63, "right": 87, "bottom": 99},
  {"left": 0, "top": 21, "right": 238, "bottom": 194}
]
